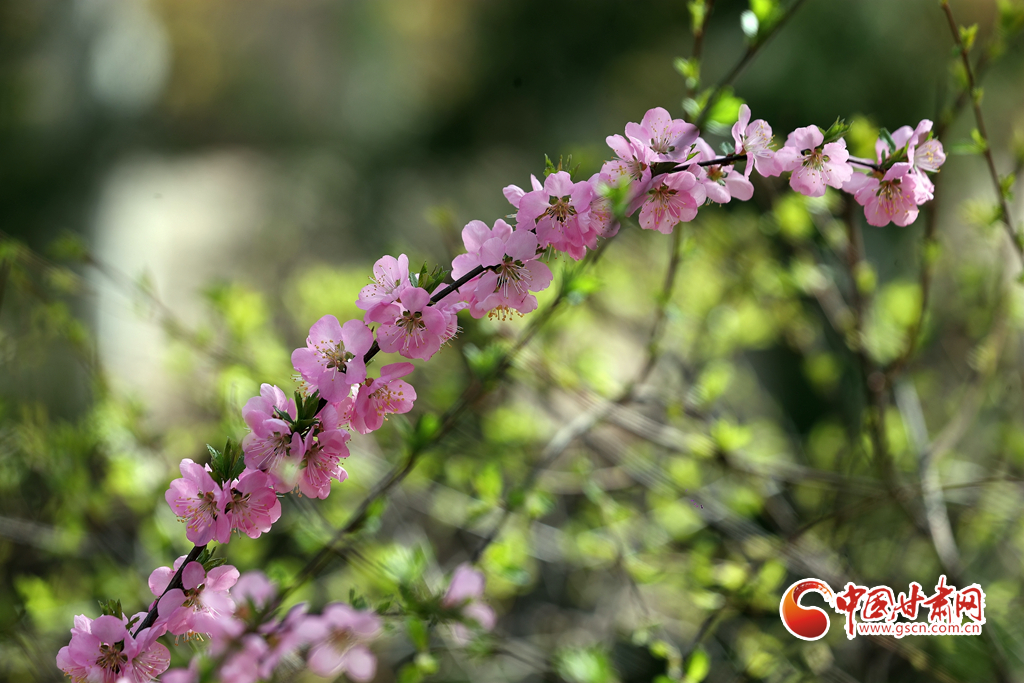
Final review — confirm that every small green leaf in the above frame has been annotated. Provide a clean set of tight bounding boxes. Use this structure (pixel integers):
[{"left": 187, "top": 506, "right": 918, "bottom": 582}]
[
  {"left": 685, "top": 648, "right": 711, "bottom": 683},
  {"left": 407, "top": 617, "right": 429, "bottom": 651},
  {"left": 688, "top": 0, "right": 706, "bottom": 35},
  {"left": 673, "top": 57, "right": 700, "bottom": 89},
  {"left": 959, "top": 23, "right": 978, "bottom": 51},
  {"left": 971, "top": 128, "right": 989, "bottom": 151},
  {"left": 820, "top": 117, "right": 851, "bottom": 145},
  {"left": 879, "top": 127, "right": 897, "bottom": 154},
  {"left": 543, "top": 154, "right": 557, "bottom": 177},
  {"left": 98, "top": 599, "right": 123, "bottom": 619},
  {"left": 1001, "top": 173, "right": 1017, "bottom": 200},
  {"left": 397, "top": 663, "right": 424, "bottom": 683},
  {"left": 415, "top": 652, "right": 439, "bottom": 674}
]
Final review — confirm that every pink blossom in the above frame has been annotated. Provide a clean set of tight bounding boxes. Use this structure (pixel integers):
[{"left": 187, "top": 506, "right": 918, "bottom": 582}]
[
  {"left": 356, "top": 254, "right": 411, "bottom": 310},
  {"left": 442, "top": 563, "right": 497, "bottom": 644},
  {"left": 437, "top": 299, "right": 467, "bottom": 346},
  {"left": 302, "top": 603, "right": 382, "bottom": 681},
  {"left": 516, "top": 171, "right": 597, "bottom": 260},
  {"left": 503, "top": 175, "right": 543, "bottom": 209},
  {"left": 350, "top": 362, "right": 417, "bottom": 435},
  {"left": 453, "top": 219, "right": 553, "bottom": 319},
  {"left": 224, "top": 468, "right": 282, "bottom": 537},
  {"left": 774, "top": 126, "right": 853, "bottom": 197},
  {"left": 693, "top": 138, "right": 754, "bottom": 203},
  {"left": 161, "top": 660, "right": 198, "bottom": 683},
  {"left": 366, "top": 286, "right": 447, "bottom": 360},
  {"left": 601, "top": 133, "right": 655, "bottom": 206},
  {"left": 165, "top": 459, "right": 230, "bottom": 545},
  {"left": 624, "top": 106, "right": 699, "bottom": 161},
  {"left": 153, "top": 560, "right": 239, "bottom": 638},
  {"left": 231, "top": 570, "right": 276, "bottom": 615},
  {"left": 241, "top": 384, "right": 304, "bottom": 486},
  {"left": 296, "top": 403, "right": 352, "bottom": 499},
  {"left": 257, "top": 603, "right": 314, "bottom": 679},
  {"left": 732, "top": 104, "right": 779, "bottom": 177},
  {"left": 638, "top": 170, "right": 706, "bottom": 233},
  {"left": 56, "top": 614, "right": 169, "bottom": 683},
  {"left": 220, "top": 634, "right": 268, "bottom": 683},
  {"left": 585, "top": 175, "right": 622, "bottom": 239},
  {"left": 853, "top": 162, "right": 926, "bottom": 227},
  {"left": 291, "top": 316, "right": 373, "bottom": 402}
]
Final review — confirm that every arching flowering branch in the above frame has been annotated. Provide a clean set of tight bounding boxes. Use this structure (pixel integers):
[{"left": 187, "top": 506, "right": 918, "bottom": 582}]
[{"left": 58, "top": 97, "right": 948, "bottom": 682}]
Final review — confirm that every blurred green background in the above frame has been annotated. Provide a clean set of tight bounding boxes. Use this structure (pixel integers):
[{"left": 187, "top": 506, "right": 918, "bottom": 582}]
[{"left": 2, "top": 0, "right": 1024, "bottom": 681}]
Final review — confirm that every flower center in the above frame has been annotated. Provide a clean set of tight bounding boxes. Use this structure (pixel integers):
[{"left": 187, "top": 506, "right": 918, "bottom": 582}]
[
  {"left": 706, "top": 166, "right": 725, "bottom": 183},
  {"left": 544, "top": 196, "right": 576, "bottom": 223},
  {"left": 96, "top": 643, "right": 128, "bottom": 674},
  {"left": 397, "top": 311, "right": 426, "bottom": 335},
  {"left": 322, "top": 342, "right": 354, "bottom": 371},
  {"left": 329, "top": 628, "right": 356, "bottom": 652},
  {"left": 651, "top": 184, "right": 678, "bottom": 203},
  {"left": 803, "top": 149, "right": 828, "bottom": 171},
  {"left": 496, "top": 258, "right": 530, "bottom": 299},
  {"left": 182, "top": 584, "right": 205, "bottom": 609}
]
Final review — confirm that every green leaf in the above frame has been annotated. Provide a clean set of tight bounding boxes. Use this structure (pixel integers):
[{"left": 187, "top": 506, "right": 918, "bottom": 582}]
[
  {"left": 1001, "top": 173, "right": 1017, "bottom": 200},
  {"left": 98, "top": 599, "right": 123, "bottom": 619},
  {"left": 749, "top": 0, "right": 783, "bottom": 37},
  {"left": 879, "top": 127, "right": 897, "bottom": 154},
  {"left": 820, "top": 117, "right": 851, "bottom": 145},
  {"left": 688, "top": 0, "right": 706, "bottom": 35},
  {"left": 397, "top": 663, "right": 424, "bottom": 683},
  {"left": 563, "top": 272, "right": 602, "bottom": 306},
  {"left": 408, "top": 412, "right": 441, "bottom": 451},
  {"left": 673, "top": 57, "right": 700, "bottom": 89},
  {"left": 415, "top": 652, "right": 439, "bottom": 674},
  {"left": 972, "top": 128, "right": 989, "bottom": 151},
  {"left": 543, "top": 154, "right": 557, "bottom": 177},
  {"left": 959, "top": 23, "right": 978, "bottom": 51},
  {"left": 407, "top": 616, "right": 429, "bottom": 651},
  {"left": 684, "top": 648, "right": 711, "bottom": 683},
  {"left": 463, "top": 342, "right": 506, "bottom": 379}
]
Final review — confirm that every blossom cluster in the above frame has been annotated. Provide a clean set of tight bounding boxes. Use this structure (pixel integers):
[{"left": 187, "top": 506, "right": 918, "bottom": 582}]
[
  {"left": 58, "top": 103, "right": 945, "bottom": 682},
  {"left": 59, "top": 562, "right": 492, "bottom": 683}
]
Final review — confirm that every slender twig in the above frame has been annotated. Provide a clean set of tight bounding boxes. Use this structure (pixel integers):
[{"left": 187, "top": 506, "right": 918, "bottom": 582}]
[
  {"left": 941, "top": 0, "right": 1020, "bottom": 263},
  {"left": 266, "top": 238, "right": 616, "bottom": 615},
  {"left": 470, "top": 226, "right": 688, "bottom": 564},
  {"left": 132, "top": 544, "right": 206, "bottom": 637},
  {"left": 687, "top": 0, "right": 716, "bottom": 100},
  {"left": 848, "top": 158, "right": 882, "bottom": 171},
  {"left": 694, "top": 0, "right": 811, "bottom": 129}
]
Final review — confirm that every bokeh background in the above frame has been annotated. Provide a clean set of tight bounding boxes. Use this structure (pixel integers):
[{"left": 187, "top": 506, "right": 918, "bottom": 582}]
[{"left": 2, "top": 0, "right": 1024, "bottom": 681}]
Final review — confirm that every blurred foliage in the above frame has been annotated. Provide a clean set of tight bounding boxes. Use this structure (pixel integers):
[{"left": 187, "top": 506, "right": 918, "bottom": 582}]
[{"left": 2, "top": 0, "right": 1024, "bottom": 682}]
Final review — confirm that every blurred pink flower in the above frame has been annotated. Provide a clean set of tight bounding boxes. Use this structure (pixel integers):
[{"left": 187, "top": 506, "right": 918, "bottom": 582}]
[
  {"left": 442, "top": 563, "right": 496, "bottom": 644},
  {"left": 302, "top": 603, "right": 382, "bottom": 681}
]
